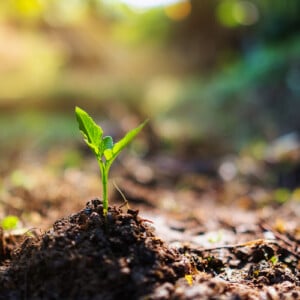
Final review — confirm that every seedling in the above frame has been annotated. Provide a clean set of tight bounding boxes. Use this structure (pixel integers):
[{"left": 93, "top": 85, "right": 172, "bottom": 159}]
[{"left": 75, "top": 106, "right": 147, "bottom": 216}]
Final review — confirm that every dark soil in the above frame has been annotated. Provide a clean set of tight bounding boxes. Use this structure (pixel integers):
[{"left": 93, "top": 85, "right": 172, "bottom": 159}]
[
  {"left": 0, "top": 157, "right": 299, "bottom": 299},
  {"left": 1, "top": 197, "right": 299, "bottom": 300},
  {"left": 0, "top": 199, "right": 189, "bottom": 300}
]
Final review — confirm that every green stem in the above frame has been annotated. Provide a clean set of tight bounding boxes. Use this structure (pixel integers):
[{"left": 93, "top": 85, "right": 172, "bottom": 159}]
[{"left": 98, "top": 159, "right": 111, "bottom": 216}]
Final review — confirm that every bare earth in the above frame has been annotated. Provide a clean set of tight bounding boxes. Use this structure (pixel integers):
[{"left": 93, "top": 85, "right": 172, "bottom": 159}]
[{"left": 0, "top": 154, "right": 299, "bottom": 299}]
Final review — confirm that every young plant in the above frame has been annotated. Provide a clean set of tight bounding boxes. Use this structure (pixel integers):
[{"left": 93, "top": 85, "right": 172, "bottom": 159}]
[{"left": 75, "top": 106, "right": 147, "bottom": 216}]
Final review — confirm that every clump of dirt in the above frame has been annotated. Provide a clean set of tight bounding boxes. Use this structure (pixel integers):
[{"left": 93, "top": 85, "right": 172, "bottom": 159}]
[{"left": 0, "top": 199, "right": 190, "bottom": 299}]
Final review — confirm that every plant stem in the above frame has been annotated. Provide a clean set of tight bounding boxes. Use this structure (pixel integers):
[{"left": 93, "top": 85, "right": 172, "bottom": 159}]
[{"left": 98, "top": 160, "right": 110, "bottom": 216}]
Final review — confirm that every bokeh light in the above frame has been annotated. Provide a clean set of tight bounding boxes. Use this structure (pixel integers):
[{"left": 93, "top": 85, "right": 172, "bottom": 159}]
[
  {"left": 216, "top": 0, "right": 259, "bottom": 27},
  {"left": 233, "top": 1, "right": 259, "bottom": 26},
  {"left": 164, "top": 0, "right": 191, "bottom": 21}
]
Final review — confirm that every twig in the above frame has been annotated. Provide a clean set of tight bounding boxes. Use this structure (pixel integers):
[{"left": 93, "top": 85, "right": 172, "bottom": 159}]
[
  {"left": 259, "top": 221, "right": 300, "bottom": 259},
  {"left": 190, "top": 239, "right": 279, "bottom": 255},
  {"left": 113, "top": 180, "right": 130, "bottom": 210}
]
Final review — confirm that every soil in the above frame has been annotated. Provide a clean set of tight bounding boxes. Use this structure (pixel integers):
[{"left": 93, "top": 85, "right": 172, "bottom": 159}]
[
  {"left": 0, "top": 199, "right": 188, "bottom": 299},
  {"left": 0, "top": 156, "right": 299, "bottom": 299}
]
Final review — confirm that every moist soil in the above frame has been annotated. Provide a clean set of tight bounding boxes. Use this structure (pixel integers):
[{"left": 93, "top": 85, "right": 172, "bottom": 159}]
[
  {"left": 0, "top": 197, "right": 299, "bottom": 300},
  {"left": 0, "top": 160, "right": 299, "bottom": 299},
  {"left": 0, "top": 199, "right": 188, "bottom": 299}
]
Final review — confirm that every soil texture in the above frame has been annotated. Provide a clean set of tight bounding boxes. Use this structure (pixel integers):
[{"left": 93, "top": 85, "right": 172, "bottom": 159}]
[
  {"left": 0, "top": 155, "right": 299, "bottom": 299},
  {"left": 0, "top": 199, "right": 189, "bottom": 300}
]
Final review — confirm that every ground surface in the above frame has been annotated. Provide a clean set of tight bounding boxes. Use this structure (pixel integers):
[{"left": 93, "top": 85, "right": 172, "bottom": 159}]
[{"left": 0, "top": 152, "right": 299, "bottom": 299}]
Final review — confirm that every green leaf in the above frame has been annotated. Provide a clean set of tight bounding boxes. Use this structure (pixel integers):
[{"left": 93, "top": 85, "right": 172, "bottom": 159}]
[
  {"left": 75, "top": 106, "right": 103, "bottom": 155},
  {"left": 270, "top": 255, "right": 278, "bottom": 265},
  {"left": 104, "top": 149, "right": 113, "bottom": 161},
  {"left": 109, "top": 119, "right": 148, "bottom": 163},
  {"left": 1, "top": 215, "right": 19, "bottom": 230},
  {"left": 102, "top": 136, "right": 114, "bottom": 160},
  {"left": 102, "top": 136, "right": 113, "bottom": 150}
]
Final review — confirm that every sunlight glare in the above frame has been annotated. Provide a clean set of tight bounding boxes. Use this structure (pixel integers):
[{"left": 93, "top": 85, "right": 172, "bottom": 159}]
[{"left": 118, "top": 0, "right": 184, "bottom": 9}]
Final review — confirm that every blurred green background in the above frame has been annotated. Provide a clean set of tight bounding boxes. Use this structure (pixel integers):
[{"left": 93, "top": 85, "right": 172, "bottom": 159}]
[{"left": 1, "top": 0, "right": 300, "bottom": 169}]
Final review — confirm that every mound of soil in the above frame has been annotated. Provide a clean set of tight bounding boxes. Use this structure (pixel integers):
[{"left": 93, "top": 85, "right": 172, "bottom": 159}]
[
  {"left": 0, "top": 199, "right": 190, "bottom": 299},
  {"left": 0, "top": 198, "right": 299, "bottom": 299}
]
